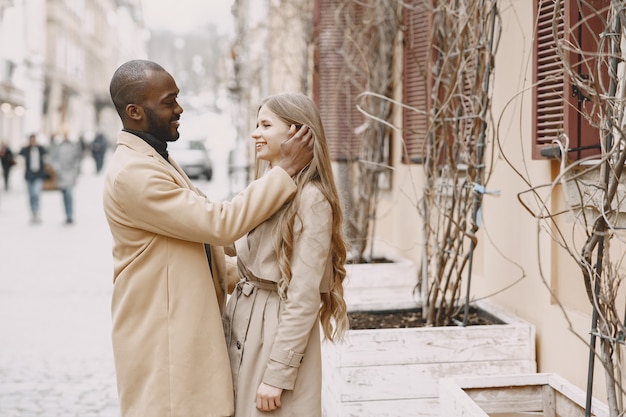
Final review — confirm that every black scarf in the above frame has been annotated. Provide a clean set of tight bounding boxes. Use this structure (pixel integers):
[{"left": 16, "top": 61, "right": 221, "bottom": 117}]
[{"left": 124, "top": 129, "right": 169, "bottom": 163}]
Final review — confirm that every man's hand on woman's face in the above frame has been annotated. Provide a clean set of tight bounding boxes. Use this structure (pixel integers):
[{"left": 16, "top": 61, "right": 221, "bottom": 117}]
[{"left": 277, "top": 125, "right": 313, "bottom": 177}]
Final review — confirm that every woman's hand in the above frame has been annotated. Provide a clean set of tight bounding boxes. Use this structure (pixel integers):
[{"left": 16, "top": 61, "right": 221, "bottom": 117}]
[{"left": 256, "top": 382, "right": 283, "bottom": 412}]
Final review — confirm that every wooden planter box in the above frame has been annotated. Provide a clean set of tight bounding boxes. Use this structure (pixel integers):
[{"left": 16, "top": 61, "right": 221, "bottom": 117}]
[
  {"left": 343, "top": 256, "right": 418, "bottom": 311},
  {"left": 439, "top": 373, "right": 609, "bottom": 417},
  {"left": 322, "top": 300, "right": 536, "bottom": 417}
]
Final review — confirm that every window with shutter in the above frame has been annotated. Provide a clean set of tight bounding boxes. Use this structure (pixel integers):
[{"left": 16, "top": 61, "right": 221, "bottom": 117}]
[
  {"left": 313, "top": 0, "right": 364, "bottom": 161},
  {"left": 533, "top": 0, "right": 609, "bottom": 160},
  {"left": 402, "top": 2, "right": 432, "bottom": 164}
]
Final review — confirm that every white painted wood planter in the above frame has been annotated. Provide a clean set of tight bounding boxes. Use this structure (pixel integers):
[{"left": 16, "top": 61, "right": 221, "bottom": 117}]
[
  {"left": 321, "top": 300, "right": 536, "bottom": 417},
  {"left": 439, "top": 373, "right": 609, "bottom": 417},
  {"left": 342, "top": 256, "right": 418, "bottom": 311}
]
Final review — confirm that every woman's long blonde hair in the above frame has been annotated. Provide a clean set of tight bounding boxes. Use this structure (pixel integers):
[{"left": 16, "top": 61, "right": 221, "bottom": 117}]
[{"left": 255, "top": 93, "right": 348, "bottom": 342}]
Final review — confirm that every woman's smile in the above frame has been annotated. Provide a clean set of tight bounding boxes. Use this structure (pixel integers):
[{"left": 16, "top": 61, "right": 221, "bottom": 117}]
[{"left": 252, "top": 104, "right": 291, "bottom": 166}]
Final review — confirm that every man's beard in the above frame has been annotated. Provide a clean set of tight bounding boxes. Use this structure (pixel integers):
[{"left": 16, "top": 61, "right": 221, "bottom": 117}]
[{"left": 144, "top": 106, "right": 179, "bottom": 142}]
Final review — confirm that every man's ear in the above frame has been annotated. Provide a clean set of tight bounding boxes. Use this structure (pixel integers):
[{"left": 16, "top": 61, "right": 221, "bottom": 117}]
[{"left": 126, "top": 104, "right": 143, "bottom": 121}]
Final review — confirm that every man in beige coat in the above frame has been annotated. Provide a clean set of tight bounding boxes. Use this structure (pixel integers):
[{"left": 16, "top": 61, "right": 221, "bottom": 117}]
[{"left": 102, "top": 60, "right": 313, "bottom": 417}]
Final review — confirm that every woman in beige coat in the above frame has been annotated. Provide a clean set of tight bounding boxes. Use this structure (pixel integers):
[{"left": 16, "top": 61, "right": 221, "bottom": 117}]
[
  {"left": 103, "top": 60, "right": 313, "bottom": 417},
  {"left": 223, "top": 93, "right": 349, "bottom": 416}
]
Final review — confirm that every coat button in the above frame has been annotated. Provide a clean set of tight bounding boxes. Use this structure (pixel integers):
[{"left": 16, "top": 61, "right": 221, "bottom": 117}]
[{"left": 236, "top": 341, "right": 242, "bottom": 350}]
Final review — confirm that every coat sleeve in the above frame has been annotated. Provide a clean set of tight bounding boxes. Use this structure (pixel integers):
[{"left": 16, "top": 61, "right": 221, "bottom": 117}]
[
  {"left": 210, "top": 245, "right": 229, "bottom": 312},
  {"left": 110, "top": 158, "right": 296, "bottom": 246},
  {"left": 261, "top": 185, "right": 332, "bottom": 390}
]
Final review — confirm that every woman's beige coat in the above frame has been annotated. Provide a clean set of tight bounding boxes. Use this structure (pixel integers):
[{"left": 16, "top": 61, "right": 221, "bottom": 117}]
[
  {"left": 223, "top": 184, "right": 332, "bottom": 416},
  {"left": 102, "top": 132, "right": 297, "bottom": 417}
]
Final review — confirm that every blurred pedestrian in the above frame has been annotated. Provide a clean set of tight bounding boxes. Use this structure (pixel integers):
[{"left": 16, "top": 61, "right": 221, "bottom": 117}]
[
  {"left": 102, "top": 59, "right": 313, "bottom": 417},
  {"left": 19, "top": 133, "right": 48, "bottom": 224},
  {"left": 49, "top": 134, "right": 82, "bottom": 224},
  {"left": 78, "top": 134, "right": 87, "bottom": 155},
  {"left": 90, "top": 132, "right": 108, "bottom": 174},
  {"left": 223, "top": 93, "right": 349, "bottom": 416},
  {"left": 0, "top": 140, "right": 15, "bottom": 190}
]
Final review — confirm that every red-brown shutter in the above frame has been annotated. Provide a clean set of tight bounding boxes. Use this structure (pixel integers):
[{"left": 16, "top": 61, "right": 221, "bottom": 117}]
[
  {"left": 533, "top": 0, "right": 609, "bottom": 160},
  {"left": 402, "top": 2, "right": 432, "bottom": 163},
  {"left": 313, "top": 0, "right": 364, "bottom": 161},
  {"left": 533, "top": 0, "right": 567, "bottom": 159},
  {"left": 569, "top": 0, "right": 610, "bottom": 159}
]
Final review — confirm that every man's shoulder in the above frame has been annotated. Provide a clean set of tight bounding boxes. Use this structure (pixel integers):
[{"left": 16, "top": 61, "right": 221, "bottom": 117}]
[{"left": 107, "top": 144, "right": 169, "bottom": 186}]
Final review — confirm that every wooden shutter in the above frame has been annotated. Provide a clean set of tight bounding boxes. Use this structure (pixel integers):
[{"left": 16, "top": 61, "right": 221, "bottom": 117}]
[
  {"left": 570, "top": 0, "right": 610, "bottom": 159},
  {"left": 402, "top": 2, "right": 432, "bottom": 164},
  {"left": 533, "top": 0, "right": 609, "bottom": 160},
  {"left": 313, "top": 0, "right": 364, "bottom": 161}
]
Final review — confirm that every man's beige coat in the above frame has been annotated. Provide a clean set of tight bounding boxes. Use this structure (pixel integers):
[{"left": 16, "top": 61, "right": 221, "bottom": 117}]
[{"left": 102, "top": 132, "right": 296, "bottom": 417}]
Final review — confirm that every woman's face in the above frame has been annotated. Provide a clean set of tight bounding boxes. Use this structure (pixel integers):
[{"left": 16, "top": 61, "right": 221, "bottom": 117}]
[{"left": 252, "top": 104, "right": 291, "bottom": 166}]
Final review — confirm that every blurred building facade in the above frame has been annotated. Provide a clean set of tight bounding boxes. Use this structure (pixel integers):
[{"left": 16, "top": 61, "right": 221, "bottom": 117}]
[
  {"left": 0, "top": 0, "right": 147, "bottom": 150},
  {"left": 228, "top": 0, "right": 312, "bottom": 190}
]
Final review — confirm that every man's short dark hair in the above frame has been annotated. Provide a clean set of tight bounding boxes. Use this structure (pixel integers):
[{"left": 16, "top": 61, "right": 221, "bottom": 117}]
[{"left": 109, "top": 60, "right": 165, "bottom": 118}]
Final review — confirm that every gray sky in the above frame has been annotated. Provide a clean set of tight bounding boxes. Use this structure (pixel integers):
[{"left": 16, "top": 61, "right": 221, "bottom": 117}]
[{"left": 141, "top": 1, "right": 234, "bottom": 34}]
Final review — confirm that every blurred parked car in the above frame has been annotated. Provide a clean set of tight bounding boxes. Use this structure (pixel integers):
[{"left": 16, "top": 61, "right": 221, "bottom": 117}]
[{"left": 169, "top": 139, "right": 213, "bottom": 180}]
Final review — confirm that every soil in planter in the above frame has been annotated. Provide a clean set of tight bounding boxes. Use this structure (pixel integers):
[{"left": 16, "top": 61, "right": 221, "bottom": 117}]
[
  {"left": 348, "top": 256, "right": 395, "bottom": 264},
  {"left": 348, "top": 306, "right": 504, "bottom": 330}
]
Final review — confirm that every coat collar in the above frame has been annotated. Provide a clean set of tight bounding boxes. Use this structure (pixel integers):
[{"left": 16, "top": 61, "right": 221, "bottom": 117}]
[
  {"left": 116, "top": 131, "right": 197, "bottom": 191},
  {"left": 116, "top": 130, "right": 162, "bottom": 158},
  {"left": 123, "top": 128, "right": 169, "bottom": 161}
]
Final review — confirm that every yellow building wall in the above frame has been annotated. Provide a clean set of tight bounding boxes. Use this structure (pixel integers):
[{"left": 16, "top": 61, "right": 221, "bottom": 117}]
[{"left": 372, "top": 0, "right": 618, "bottom": 403}]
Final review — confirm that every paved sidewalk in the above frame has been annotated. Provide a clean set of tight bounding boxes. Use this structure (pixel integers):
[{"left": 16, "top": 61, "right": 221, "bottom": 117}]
[
  {"left": 0, "top": 155, "right": 231, "bottom": 417},
  {"left": 0, "top": 158, "right": 119, "bottom": 417}
]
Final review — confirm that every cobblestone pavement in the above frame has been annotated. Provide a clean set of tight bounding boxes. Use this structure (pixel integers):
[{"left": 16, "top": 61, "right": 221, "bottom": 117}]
[{"left": 0, "top": 154, "right": 231, "bottom": 417}]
